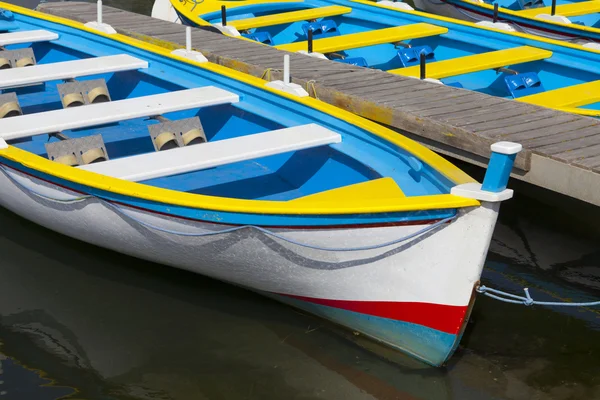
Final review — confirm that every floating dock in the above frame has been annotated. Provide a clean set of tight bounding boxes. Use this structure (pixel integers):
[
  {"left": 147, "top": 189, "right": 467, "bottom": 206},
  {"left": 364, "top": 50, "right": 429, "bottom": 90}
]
[{"left": 38, "top": 2, "right": 600, "bottom": 207}]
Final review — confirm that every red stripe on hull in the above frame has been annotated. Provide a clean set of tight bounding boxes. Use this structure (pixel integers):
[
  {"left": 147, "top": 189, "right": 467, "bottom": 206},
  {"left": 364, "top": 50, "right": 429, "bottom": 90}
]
[{"left": 280, "top": 293, "right": 469, "bottom": 334}]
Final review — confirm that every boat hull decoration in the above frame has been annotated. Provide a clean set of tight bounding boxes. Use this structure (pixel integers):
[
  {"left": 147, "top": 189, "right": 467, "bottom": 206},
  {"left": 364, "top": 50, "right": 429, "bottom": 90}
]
[
  {"left": 0, "top": 163, "right": 497, "bottom": 366},
  {"left": 0, "top": 2, "right": 518, "bottom": 366}
]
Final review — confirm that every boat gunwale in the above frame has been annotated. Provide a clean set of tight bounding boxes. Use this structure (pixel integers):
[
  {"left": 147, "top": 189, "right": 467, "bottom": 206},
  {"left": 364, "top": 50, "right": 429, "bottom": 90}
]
[{"left": 0, "top": 1, "right": 480, "bottom": 217}]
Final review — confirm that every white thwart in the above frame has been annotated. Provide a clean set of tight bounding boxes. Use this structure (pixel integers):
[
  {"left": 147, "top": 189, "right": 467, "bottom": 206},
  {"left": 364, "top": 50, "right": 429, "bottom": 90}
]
[
  {"left": 79, "top": 124, "right": 342, "bottom": 181},
  {"left": 0, "top": 86, "right": 239, "bottom": 140},
  {"left": 0, "top": 29, "right": 59, "bottom": 46},
  {"left": 0, "top": 54, "right": 148, "bottom": 90}
]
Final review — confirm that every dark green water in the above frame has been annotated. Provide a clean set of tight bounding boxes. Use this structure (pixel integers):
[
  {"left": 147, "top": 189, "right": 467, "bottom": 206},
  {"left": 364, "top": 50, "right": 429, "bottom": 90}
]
[{"left": 0, "top": 1, "right": 599, "bottom": 399}]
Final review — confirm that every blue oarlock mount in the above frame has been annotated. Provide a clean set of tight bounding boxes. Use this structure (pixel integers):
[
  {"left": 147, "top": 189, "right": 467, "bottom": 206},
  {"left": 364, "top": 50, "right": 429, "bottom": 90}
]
[{"left": 451, "top": 141, "right": 522, "bottom": 202}]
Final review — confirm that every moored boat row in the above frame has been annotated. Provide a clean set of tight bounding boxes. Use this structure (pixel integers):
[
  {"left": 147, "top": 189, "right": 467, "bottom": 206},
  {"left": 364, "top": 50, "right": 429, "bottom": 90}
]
[
  {"left": 0, "top": 1, "right": 522, "bottom": 366},
  {"left": 156, "top": 0, "right": 600, "bottom": 117}
]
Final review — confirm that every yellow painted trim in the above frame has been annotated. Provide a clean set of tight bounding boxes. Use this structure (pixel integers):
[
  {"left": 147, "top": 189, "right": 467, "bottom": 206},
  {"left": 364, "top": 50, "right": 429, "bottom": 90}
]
[
  {"left": 170, "top": 0, "right": 301, "bottom": 26},
  {"left": 0, "top": 2, "right": 479, "bottom": 214},
  {"left": 275, "top": 23, "right": 447, "bottom": 53},
  {"left": 229, "top": 5, "right": 352, "bottom": 30},
  {"left": 390, "top": 46, "right": 552, "bottom": 79},
  {"left": 1, "top": 146, "right": 479, "bottom": 213},
  {"left": 350, "top": 0, "right": 600, "bottom": 55},
  {"left": 516, "top": 0, "right": 600, "bottom": 17},
  {"left": 517, "top": 79, "right": 600, "bottom": 108},
  {"left": 291, "top": 177, "right": 405, "bottom": 203}
]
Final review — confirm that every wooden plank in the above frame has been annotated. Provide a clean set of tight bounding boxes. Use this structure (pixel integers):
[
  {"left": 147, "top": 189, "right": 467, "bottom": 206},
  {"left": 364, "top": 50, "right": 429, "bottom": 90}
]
[
  {"left": 481, "top": 113, "right": 580, "bottom": 138},
  {"left": 573, "top": 154, "right": 600, "bottom": 169},
  {"left": 521, "top": 122, "right": 600, "bottom": 148},
  {"left": 552, "top": 143, "right": 600, "bottom": 162},
  {"left": 457, "top": 106, "right": 552, "bottom": 129},
  {"left": 391, "top": 46, "right": 552, "bottom": 79},
  {"left": 430, "top": 98, "right": 516, "bottom": 120},
  {"left": 531, "top": 132, "right": 600, "bottom": 155},
  {"left": 275, "top": 24, "right": 448, "bottom": 53},
  {"left": 229, "top": 6, "right": 352, "bottom": 30}
]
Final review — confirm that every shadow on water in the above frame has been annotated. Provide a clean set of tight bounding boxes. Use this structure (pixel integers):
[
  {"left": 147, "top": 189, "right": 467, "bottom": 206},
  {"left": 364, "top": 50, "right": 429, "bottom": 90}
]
[
  {"left": 0, "top": 190, "right": 599, "bottom": 400},
  {"left": 0, "top": 0, "right": 597, "bottom": 398}
]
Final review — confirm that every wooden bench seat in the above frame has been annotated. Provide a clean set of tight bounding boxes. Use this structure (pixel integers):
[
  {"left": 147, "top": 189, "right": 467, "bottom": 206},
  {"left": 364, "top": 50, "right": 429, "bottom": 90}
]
[
  {"left": 0, "top": 86, "right": 239, "bottom": 140},
  {"left": 229, "top": 6, "right": 352, "bottom": 30},
  {"left": 390, "top": 46, "right": 552, "bottom": 79},
  {"left": 0, "top": 54, "right": 147, "bottom": 90},
  {"left": 275, "top": 23, "right": 447, "bottom": 53},
  {"left": 0, "top": 29, "right": 59, "bottom": 46},
  {"left": 517, "top": 79, "right": 600, "bottom": 108},
  {"left": 79, "top": 124, "right": 342, "bottom": 181}
]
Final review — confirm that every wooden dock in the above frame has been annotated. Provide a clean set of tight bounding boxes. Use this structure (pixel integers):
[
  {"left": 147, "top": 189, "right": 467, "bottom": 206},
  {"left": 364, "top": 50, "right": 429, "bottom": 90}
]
[{"left": 38, "top": 2, "right": 600, "bottom": 207}]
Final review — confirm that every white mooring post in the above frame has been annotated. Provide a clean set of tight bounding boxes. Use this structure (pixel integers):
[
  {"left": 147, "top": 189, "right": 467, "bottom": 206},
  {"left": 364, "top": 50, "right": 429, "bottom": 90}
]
[
  {"left": 171, "top": 26, "right": 208, "bottom": 63},
  {"left": 186, "top": 26, "right": 192, "bottom": 52},
  {"left": 283, "top": 54, "right": 290, "bottom": 84},
  {"left": 265, "top": 55, "right": 309, "bottom": 97},
  {"left": 97, "top": 0, "right": 103, "bottom": 25},
  {"left": 84, "top": 0, "right": 117, "bottom": 34}
]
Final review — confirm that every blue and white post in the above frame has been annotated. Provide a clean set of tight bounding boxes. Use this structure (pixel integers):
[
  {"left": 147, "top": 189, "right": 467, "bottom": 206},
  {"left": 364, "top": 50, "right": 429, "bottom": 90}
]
[
  {"left": 451, "top": 141, "right": 522, "bottom": 202},
  {"left": 482, "top": 142, "right": 522, "bottom": 193}
]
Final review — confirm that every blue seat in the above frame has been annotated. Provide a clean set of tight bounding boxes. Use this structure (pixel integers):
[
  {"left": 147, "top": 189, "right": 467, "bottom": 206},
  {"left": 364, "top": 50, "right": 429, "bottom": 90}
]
[
  {"left": 242, "top": 31, "right": 273, "bottom": 45},
  {"left": 335, "top": 57, "right": 369, "bottom": 67},
  {"left": 445, "top": 82, "right": 463, "bottom": 88},
  {"left": 301, "top": 20, "right": 339, "bottom": 39},
  {"left": 397, "top": 45, "right": 436, "bottom": 68},
  {"left": 504, "top": 72, "right": 545, "bottom": 98}
]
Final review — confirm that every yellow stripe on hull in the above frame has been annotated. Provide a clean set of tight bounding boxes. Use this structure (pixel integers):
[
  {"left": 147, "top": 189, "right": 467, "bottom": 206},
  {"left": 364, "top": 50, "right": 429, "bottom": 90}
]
[
  {"left": 230, "top": 6, "right": 352, "bottom": 30},
  {"left": 275, "top": 23, "right": 447, "bottom": 53},
  {"left": 390, "top": 46, "right": 552, "bottom": 79}
]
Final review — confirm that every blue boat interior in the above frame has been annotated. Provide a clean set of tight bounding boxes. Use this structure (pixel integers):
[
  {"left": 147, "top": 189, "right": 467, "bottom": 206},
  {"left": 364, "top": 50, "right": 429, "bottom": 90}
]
[
  {"left": 191, "top": 0, "right": 600, "bottom": 109},
  {"left": 485, "top": 0, "right": 600, "bottom": 29},
  {"left": 0, "top": 9, "right": 463, "bottom": 205}
]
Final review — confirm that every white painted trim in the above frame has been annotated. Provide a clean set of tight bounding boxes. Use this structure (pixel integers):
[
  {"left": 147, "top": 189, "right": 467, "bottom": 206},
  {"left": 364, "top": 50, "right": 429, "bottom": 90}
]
[
  {"left": 451, "top": 182, "right": 514, "bottom": 202},
  {"left": 84, "top": 21, "right": 117, "bottom": 35},
  {"left": 171, "top": 49, "right": 208, "bottom": 63},
  {"left": 265, "top": 80, "right": 309, "bottom": 97},
  {"left": 0, "top": 54, "right": 147, "bottom": 90},
  {"left": 475, "top": 21, "right": 517, "bottom": 32},
  {"left": 377, "top": 1, "right": 414, "bottom": 10},
  {"left": 296, "top": 50, "right": 329, "bottom": 60},
  {"left": 535, "top": 14, "right": 571, "bottom": 24},
  {"left": 0, "top": 137, "right": 7, "bottom": 149},
  {"left": 0, "top": 30, "right": 59, "bottom": 46},
  {"left": 212, "top": 23, "right": 241, "bottom": 37},
  {"left": 491, "top": 141, "right": 522, "bottom": 155}
]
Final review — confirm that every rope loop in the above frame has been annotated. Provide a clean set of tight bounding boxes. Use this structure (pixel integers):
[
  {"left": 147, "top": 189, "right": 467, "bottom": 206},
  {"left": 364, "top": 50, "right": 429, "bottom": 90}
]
[{"left": 477, "top": 285, "right": 600, "bottom": 307}]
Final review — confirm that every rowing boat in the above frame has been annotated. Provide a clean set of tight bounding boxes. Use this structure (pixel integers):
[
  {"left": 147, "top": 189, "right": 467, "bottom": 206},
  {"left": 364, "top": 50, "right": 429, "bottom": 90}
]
[
  {"left": 155, "top": 0, "right": 600, "bottom": 117},
  {"left": 1, "top": 1, "right": 518, "bottom": 366},
  {"left": 413, "top": 0, "right": 600, "bottom": 43}
]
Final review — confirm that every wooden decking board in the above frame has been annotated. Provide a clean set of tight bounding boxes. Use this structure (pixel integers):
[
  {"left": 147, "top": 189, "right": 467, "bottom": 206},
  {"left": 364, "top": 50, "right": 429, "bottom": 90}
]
[
  {"left": 37, "top": 2, "right": 600, "bottom": 206},
  {"left": 482, "top": 114, "right": 581, "bottom": 139},
  {"left": 522, "top": 122, "right": 600, "bottom": 148},
  {"left": 437, "top": 99, "right": 520, "bottom": 121},
  {"left": 402, "top": 91, "right": 477, "bottom": 109},
  {"left": 503, "top": 120, "right": 598, "bottom": 143},
  {"left": 553, "top": 143, "right": 600, "bottom": 161},
  {"left": 534, "top": 133, "right": 600, "bottom": 155},
  {"left": 573, "top": 154, "right": 600, "bottom": 169},
  {"left": 456, "top": 106, "right": 550, "bottom": 129},
  {"left": 416, "top": 96, "right": 509, "bottom": 118}
]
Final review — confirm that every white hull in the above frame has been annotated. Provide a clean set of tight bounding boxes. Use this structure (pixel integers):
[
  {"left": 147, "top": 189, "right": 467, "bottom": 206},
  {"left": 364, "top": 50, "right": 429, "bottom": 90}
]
[{"left": 0, "top": 165, "right": 500, "bottom": 365}]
